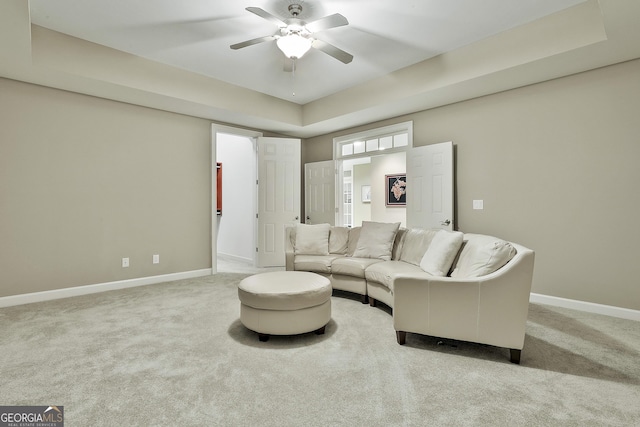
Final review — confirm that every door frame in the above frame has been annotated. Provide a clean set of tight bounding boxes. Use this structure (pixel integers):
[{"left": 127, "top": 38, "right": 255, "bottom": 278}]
[
  {"left": 333, "top": 121, "right": 413, "bottom": 226},
  {"left": 211, "top": 124, "right": 263, "bottom": 273}
]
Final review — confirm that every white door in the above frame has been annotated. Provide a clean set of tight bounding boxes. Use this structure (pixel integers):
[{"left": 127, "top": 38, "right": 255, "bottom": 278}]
[
  {"left": 257, "top": 137, "right": 301, "bottom": 267},
  {"left": 304, "top": 160, "right": 336, "bottom": 225},
  {"left": 406, "top": 141, "right": 454, "bottom": 230}
]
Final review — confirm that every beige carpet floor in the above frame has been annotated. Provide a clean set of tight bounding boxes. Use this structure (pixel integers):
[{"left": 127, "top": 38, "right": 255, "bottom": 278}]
[{"left": 2, "top": 273, "right": 639, "bottom": 426}]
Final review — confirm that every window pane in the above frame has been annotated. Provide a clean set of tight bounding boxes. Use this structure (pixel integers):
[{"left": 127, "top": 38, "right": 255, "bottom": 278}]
[
  {"left": 379, "top": 136, "right": 393, "bottom": 150},
  {"left": 353, "top": 140, "right": 365, "bottom": 154},
  {"left": 343, "top": 183, "right": 352, "bottom": 227},
  {"left": 393, "top": 133, "right": 408, "bottom": 147},
  {"left": 365, "top": 139, "right": 378, "bottom": 152},
  {"left": 341, "top": 143, "right": 353, "bottom": 156}
]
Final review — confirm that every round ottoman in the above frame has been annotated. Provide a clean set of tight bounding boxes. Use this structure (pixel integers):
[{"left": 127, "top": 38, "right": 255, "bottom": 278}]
[{"left": 238, "top": 271, "right": 332, "bottom": 341}]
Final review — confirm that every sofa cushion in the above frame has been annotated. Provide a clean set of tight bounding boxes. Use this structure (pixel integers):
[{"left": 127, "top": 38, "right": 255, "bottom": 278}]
[
  {"left": 295, "top": 223, "right": 330, "bottom": 255},
  {"left": 329, "top": 226, "right": 350, "bottom": 254},
  {"left": 365, "top": 261, "right": 427, "bottom": 290},
  {"left": 346, "top": 227, "right": 361, "bottom": 256},
  {"left": 294, "top": 255, "right": 342, "bottom": 274},
  {"left": 399, "top": 228, "right": 439, "bottom": 266},
  {"left": 352, "top": 221, "right": 401, "bottom": 261},
  {"left": 392, "top": 228, "right": 408, "bottom": 261},
  {"left": 420, "top": 230, "right": 464, "bottom": 276},
  {"left": 451, "top": 234, "right": 517, "bottom": 278},
  {"left": 331, "top": 257, "right": 384, "bottom": 278}
]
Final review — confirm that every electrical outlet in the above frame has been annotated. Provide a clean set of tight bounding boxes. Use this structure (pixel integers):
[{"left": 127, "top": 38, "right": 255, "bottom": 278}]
[
  {"left": 122, "top": 257, "right": 130, "bottom": 268},
  {"left": 152, "top": 254, "right": 160, "bottom": 264}
]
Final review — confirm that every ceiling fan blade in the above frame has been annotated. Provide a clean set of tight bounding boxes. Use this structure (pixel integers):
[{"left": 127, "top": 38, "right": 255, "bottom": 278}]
[
  {"left": 311, "top": 39, "right": 353, "bottom": 64},
  {"left": 246, "top": 7, "right": 287, "bottom": 27},
  {"left": 305, "top": 13, "right": 349, "bottom": 33},
  {"left": 230, "top": 35, "right": 276, "bottom": 50}
]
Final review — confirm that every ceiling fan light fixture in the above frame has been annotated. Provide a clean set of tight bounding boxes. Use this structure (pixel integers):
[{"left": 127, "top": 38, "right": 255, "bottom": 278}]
[{"left": 276, "top": 33, "right": 312, "bottom": 59}]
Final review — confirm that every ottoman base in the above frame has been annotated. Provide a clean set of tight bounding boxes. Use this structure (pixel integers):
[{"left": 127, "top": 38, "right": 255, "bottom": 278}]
[
  {"left": 258, "top": 326, "right": 325, "bottom": 342},
  {"left": 240, "top": 299, "right": 331, "bottom": 340}
]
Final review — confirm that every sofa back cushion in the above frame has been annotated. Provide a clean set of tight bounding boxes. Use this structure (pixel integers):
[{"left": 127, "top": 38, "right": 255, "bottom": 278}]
[
  {"left": 419, "top": 230, "right": 464, "bottom": 276},
  {"left": 451, "top": 234, "right": 517, "bottom": 278},
  {"left": 329, "top": 226, "right": 350, "bottom": 254},
  {"left": 392, "top": 228, "right": 408, "bottom": 261},
  {"left": 294, "top": 223, "right": 330, "bottom": 255},
  {"left": 346, "top": 227, "right": 361, "bottom": 256},
  {"left": 399, "top": 228, "right": 439, "bottom": 266},
  {"left": 352, "top": 221, "right": 401, "bottom": 261}
]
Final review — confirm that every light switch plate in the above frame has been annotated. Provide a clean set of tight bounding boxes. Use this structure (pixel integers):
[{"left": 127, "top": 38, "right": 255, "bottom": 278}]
[
  {"left": 152, "top": 254, "right": 160, "bottom": 264},
  {"left": 473, "top": 200, "right": 484, "bottom": 210}
]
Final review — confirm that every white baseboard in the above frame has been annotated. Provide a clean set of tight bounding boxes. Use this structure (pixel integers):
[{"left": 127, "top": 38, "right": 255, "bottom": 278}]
[
  {"left": 217, "top": 252, "right": 253, "bottom": 264},
  {"left": 0, "top": 269, "right": 213, "bottom": 308},
  {"left": 530, "top": 293, "right": 640, "bottom": 322},
  {"left": 4, "top": 274, "right": 637, "bottom": 322}
]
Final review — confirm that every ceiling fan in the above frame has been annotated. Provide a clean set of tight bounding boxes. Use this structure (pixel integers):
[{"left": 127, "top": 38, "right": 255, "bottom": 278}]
[{"left": 230, "top": 4, "right": 353, "bottom": 64}]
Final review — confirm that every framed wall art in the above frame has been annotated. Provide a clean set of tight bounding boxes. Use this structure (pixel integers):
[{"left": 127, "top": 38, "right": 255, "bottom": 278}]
[
  {"left": 385, "top": 174, "right": 406, "bottom": 206},
  {"left": 361, "top": 185, "right": 371, "bottom": 203}
]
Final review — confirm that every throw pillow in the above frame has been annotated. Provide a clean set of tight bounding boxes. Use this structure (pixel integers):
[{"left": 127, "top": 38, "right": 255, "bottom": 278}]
[
  {"left": 399, "top": 228, "right": 439, "bottom": 266},
  {"left": 352, "top": 221, "right": 401, "bottom": 261},
  {"left": 451, "top": 240, "right": 517, "bottom": 278},
  {"left": 295, "top": 223, "right": 330, "bottom": 255},
  {"left": 419, "top": 230, "right": 464, "bottom": 276}
]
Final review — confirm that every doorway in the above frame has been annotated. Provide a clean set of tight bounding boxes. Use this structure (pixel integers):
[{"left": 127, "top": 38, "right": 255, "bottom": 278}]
[
  {"left": 341, "top": 152, "right": 407, "bottom": 228},
  {"left": 333, "top": 121, "right": 412, "bottom": 228},
  {"left": 211, "top": 125, "right": 262, "bottom": 273},
  {"left": 211, "top": 125, "right": 301, "bottom": 271},
  {"left": 216, "top": 133, "right": 256, "bottom": 266},
  {"left": 330, "top": 122, "right": 453, "bottom": 230}
]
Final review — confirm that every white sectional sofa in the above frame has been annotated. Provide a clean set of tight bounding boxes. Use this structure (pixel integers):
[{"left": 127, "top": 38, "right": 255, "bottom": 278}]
[{"left": 285, "top": 221, "right": 535, "bottom": 364}]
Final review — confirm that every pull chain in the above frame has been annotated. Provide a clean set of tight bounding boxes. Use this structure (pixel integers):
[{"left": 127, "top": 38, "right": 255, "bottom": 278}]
[{"left": 291, "top": 59, "right": 297, "bottom": 97}]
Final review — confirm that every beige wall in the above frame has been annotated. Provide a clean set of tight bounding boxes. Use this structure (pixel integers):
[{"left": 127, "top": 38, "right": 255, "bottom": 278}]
[
  {"left": 304, "top": 59, "right": 640, "bottom": 311},
  {"left": 0, "top": 78, "right": 212, "bottom": 298}
]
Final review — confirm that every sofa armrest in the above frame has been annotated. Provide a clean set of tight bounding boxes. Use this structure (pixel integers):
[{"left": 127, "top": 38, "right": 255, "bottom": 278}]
[
  {"left": 285, "top": 226, "right": 295, "bottom": 271},
  {"left": 393, "top": 244, "right": 535, "bottom": 350}
]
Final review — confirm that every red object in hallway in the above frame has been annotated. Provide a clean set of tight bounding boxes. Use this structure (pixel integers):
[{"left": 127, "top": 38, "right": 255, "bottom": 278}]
[{"left": 216, "top": 162, "right": 222, "bottom": 215}]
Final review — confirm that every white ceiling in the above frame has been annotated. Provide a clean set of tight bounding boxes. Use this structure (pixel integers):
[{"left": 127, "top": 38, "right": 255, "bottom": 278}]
[
  {"left": 29, "top": 0, "right": 587, "bottom": 105},
  {"left": 2, "top": 0, "right": 637, "bottom": 138}
]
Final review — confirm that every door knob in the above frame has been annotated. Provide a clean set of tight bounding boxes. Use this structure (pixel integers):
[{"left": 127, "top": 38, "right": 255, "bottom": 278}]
[
  {"left": 306, "top": 216, "right": 310, "bottom": 220},
  {"left": 441, "top": 219, "right": 451, "bottom": 226},
  {"left": 294, "top": 216, "right": 299, "bottom": 221}
]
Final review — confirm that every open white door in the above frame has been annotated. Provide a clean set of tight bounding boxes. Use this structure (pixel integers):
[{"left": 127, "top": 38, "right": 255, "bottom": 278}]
[
  {"left": 257, "top": 137, "right": 301, "bottom": 267},
  {"left": 304, "top": 160, "right": 336, "bottom": 225},
  {"left": 406, "top": 141, "right": 454, "bottom": 230}
]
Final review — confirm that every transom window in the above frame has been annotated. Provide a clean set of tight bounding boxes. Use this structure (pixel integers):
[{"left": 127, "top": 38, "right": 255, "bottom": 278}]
[{"left": 335, "top": 121, "right": 412, "bottom": 160}]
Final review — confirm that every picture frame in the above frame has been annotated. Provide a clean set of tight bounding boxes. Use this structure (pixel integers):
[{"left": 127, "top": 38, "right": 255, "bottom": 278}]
[
  {"left": 385, "top": 174, "right": 406, "bottom": 206},
  {"left": 361, "top": 185, "right": 371, "bottom": 203}
]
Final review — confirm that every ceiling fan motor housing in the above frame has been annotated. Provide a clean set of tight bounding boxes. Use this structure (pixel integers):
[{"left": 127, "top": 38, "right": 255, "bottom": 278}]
[{"left": 288, "top": 4, "right": 303, "bottom": 17}]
